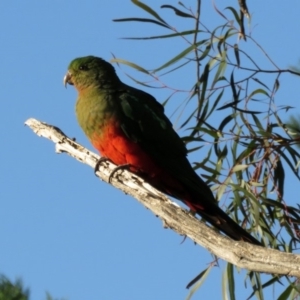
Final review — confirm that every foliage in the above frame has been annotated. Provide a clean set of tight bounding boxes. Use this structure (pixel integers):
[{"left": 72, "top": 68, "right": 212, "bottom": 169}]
[
  {"left": 0, "top": 276, "right": 29, "bottom": 300},
  {"left": 112, "top": 0, "right": 300, "bottom": 299},
  {"left": 0, "top": 275, "right": 65, "bottom": 300}
]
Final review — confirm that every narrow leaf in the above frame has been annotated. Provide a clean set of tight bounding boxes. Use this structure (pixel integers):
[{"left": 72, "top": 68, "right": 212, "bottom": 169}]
[
  {"left": 154, "top": 40, "right": 206, "bottom": 72},
  {"left": 113, "top": 17, "right": 170, "bottom": 29},
  {"left": 222, "top": 268, "right": 229, "bottom": 300},
  {"left": 230, "top": 71, "right": 238, "bottom": 102},
  {"left": 274, "top": 159, "right": 285, "bottom": 197},
  {"left": 132, "top": 0, "right": 168, "bottom": 25},
  {"left": 225, "top": 7, "right": 241, "bottom": 26},
  {"left": 217, "top": 177, "right": 231, "bottom": 201},
  {"left": 207, "top": 90, "right": 224, "bottom": 119},
  {"left": 217, "top": 100, "right": 242, "bottom": 111},
  {"left": 120, "top": 30, "right": 202, "bottom": 40},
  {"left": 212, "top": 52, "right": 227, "bottom": 87},
  {"left": 125, "top": 74, "right": 156, "bottom": 88},
  {"left": 161, "top": 5, "right": 195, "bottom": 18},
  {"left": 247, "top": 88, "right": 269, "bottom": 99},
  {"left": 111, "top": 58, "right": 150, "bottom": 74},
  {"left": 273, "top": 78, "right": 280, "bottom": 93},
  {"left": 252, "top": 78, "right": 271, "bottom": 91},
  {"left": 199, "top": 63, "right": 210, "bottom": 109},
  {"left": 231, "top": 164, "right": 249, "bottom": 173},
  {"left": 185, "top": 266, "right": 212, "bottom": 297},
  {"left": 277, "top": 283, "right": 293, "bottom": 300},
  {"left": 218, "top": 113, "right": 237, "bottom": 132},
  {"left": 233, "top": 44, "right": 240, "bottom": 67},
  {"left": 227, "top": 263, "right": 236, "bottom": 300}
]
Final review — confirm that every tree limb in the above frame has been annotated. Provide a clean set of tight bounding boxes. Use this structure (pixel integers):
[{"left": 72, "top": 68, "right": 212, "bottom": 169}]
[{"left": 25, "top": 118, "right": 300, "bottom": 277}]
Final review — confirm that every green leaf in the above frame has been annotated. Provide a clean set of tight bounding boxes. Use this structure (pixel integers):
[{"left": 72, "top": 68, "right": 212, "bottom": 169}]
[
  {"left": 252, "top": 114, "right": 264, "bottom": 131},
  {"left": 120, "top": 30, "right": 202, "bottom": 40},
  {"left": 180, "top": 107, "right": 198, "bottom": 129},
  {"left": 226, "top": 263, "right": 236, "bottom": 300},
  {"left": 110, "top": 58, "right": 150, "bottom": 74},
  {"left": 249, "top": 271, "right": 264, "bottom": 300},
  {"left": 197, "top": 97, "right": 209, "bottom": 123},
  {"left": 217, "top": 100, "right": 242, "bottom": 111},
  {"left": 185, "top": 266, "right": 212, "bottom": 299},
  {"left": 0, "top": 276, "right": 29, "bottom": 300},
  {"left": 248, "top": 181, "right": 264, "bottom": 187},
  {"left": 273, "top": 159, "right": 285, "bottom": 197},
  {"left": 154, "top": 40, "right": 206, "bottom": 72},
  {"left": 217, "top": 176, "right": 231, "bottom": 201},
  {"left": 277, "top": 283, "right": 293, "bottom": 300},
  {"left": 193, "top": 148, "right": 212, "bottom": 172},
  {"left": 247, "top": 88, "right": 269, "bottom": 99},
  {"left": 218, "top": 113, "right": 238, "bottom": 132},
  {"left": 159, "top": 60, "right": 190, "bottom": 76},
  {"left": 198, "top": 63, "right": 210, "bottom": 111},
  {"left": 161, "top": 5, "right": 195, "bottom": 19},
  {"left": 222, "top": 268, "right": 229, "bottom": 300},
  {"left": 276, "top": 147, "right": 300, "bottom": 180},
  {"left": 231, "top": 164, "right": 249, "bottom": 173},
  {"left": 198, "top": 44, "right": 211, "bottom": 61},
  {"left": 225, "top": 7, "right": 241, "bottom": 27},
  {"left": 195, "top": 127, "right": 219, "bottom": 138},
  {"left": 113, "top": 17, "right": 170, "bottom": 29},
  {"left": 131, "top": 0, "right": 168, "bottom": 25},
  {"left": 273, "top": 78, "right": 280, "bottom": 93},
  {"left": 187, "top": 145, "right": 203, "bottom": 153},
  {"left": 252, "top": 78, "right": 271, "bottom": 91},
  {"left": 206, "top": 89, "right": 224, "bottom": 119},
  {"left": 212, "top": 51, "right": 227, "bottom": 87},
  {"left": 233, "top": 44, "right": 240, "bottom": 67},
  {"left": 230, "top": 71, "right": 238, "bottom": 102},
  {"left": 125, "top": 74, "right": 156, "bottom": 88}
]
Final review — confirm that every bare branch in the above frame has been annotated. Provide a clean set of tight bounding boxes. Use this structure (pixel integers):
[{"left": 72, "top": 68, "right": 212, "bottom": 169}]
[{"left": 25, "top": 118, "right": 300, "bottom": 277}]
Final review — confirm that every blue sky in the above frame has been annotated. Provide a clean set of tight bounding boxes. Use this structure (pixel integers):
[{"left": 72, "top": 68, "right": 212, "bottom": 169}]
[{"left": 1, "top": 1, "right": 300, "bottom": 299}]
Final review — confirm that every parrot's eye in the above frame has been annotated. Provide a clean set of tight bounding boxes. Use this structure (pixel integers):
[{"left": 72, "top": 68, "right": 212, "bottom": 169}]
[{"left": 79, "top": 64, "right": 89, "bottom": 71}]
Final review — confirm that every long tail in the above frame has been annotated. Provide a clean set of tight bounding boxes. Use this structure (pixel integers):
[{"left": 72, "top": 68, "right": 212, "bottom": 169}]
[
  {"left": 189, "top": 201, "right": 261, "bottom": 245},
  {"left": 132, "top": 156, "right": 261, "bottom": 245},
  {"left": 159, "top": 175, "right": 261, "bottom": 245},
  {"left": 173, "top": 167, "right": 261, "bottom": 245}
]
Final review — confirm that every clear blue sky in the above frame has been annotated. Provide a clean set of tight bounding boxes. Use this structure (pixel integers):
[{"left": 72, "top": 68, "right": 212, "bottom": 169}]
[{"left": 1, "top": 1, "right": 300, "bottom": 299}]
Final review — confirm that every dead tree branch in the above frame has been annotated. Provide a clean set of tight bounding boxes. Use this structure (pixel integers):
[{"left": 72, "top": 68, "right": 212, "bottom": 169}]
[{"left": 25, "top": 117, "right": 300, "bottom": 277}]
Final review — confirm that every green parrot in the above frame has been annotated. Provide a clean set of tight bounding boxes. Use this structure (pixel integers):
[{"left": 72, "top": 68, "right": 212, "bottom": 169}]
[{"left": 64, "top": 55, "right": 260, "bottom": 245}]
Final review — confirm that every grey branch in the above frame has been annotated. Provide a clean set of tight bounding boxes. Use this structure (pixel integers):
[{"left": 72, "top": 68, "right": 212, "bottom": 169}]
[{"left": 25, "top": 118, "right": 300, "bottom": 278}]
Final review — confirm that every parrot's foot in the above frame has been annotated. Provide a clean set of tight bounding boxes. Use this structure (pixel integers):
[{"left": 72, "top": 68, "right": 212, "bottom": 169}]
[
  {"left": 94, "top": 157, "right": 112, "bottom": 175},
  {"left": 108, "top": 164, "right": 131, "bottom": 183},
  {"left": 94, "top": 157, "right": 131, "bottom": 183}
]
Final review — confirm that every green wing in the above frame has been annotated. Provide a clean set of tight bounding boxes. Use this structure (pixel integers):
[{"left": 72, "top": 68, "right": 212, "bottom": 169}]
[
  {"left": 118, "top": 85, "right": 187, "bottom": 160},
  {"left": 114, "top": 84, "right": 263, "bottom": 245},
  {"left": 115, "top": 84, "right": 217, "bottom": 204}
]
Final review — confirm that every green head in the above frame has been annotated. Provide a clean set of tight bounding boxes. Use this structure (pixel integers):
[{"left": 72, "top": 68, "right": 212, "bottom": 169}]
[{"left": 64, "top": 56, "right": 119, "bottom": 92}]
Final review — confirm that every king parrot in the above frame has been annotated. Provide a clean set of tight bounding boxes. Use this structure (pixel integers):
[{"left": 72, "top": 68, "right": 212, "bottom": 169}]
[{"left": 64, "top": 55, "right": 260, "bottom": 245}]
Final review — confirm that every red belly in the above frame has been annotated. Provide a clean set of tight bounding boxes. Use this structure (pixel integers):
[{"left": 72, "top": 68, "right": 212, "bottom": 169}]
[
  {"left": 91, "top": 122, "right": 161, "bottom": 177},
  {"left": 91, "top": 121, "right": 204, "bottom": 211}
]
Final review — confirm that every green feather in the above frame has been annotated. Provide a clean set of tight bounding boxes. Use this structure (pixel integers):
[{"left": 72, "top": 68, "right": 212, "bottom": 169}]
[
  {"left": 67, "top": 56, "right": 216, "bottom": 203},
  {"left": 65, "top": 55, "right": 262, "bottom": 245}
]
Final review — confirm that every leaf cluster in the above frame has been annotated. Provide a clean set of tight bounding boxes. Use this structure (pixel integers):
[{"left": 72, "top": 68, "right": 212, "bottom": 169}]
[{"left": 113, "top": 1, "right": 300, "bottom": 299}]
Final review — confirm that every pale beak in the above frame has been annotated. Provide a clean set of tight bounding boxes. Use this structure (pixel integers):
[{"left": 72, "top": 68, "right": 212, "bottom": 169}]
[{"left": 63, "top": 71, "right": 73, "bottom": 87}]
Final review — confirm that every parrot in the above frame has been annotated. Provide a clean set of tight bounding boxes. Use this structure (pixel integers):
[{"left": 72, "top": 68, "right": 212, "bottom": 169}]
[{"left": 64, "top": 55, "right": 261, "bottom": 245}]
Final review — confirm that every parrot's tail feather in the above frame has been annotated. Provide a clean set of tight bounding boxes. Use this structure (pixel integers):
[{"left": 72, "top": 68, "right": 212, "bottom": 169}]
[{"left": 194, "top": 205, "right": 261, "bottom": 245}]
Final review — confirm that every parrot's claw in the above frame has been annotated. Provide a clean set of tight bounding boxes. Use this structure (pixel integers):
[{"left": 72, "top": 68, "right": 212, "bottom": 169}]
[
  {"left": 94, "top": 157, "right": 111, "bottom": 175},
  {"left": 108, "top": 164, "right": 131, "bottom": 183},
  {"left": 94, "top": 158, "right": 131, "bottom": 183}
]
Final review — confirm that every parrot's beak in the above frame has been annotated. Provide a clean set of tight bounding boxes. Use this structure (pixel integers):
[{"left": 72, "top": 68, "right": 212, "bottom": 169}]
[{"left": 63, "top": 71, "right": 73, "bottom": 87}]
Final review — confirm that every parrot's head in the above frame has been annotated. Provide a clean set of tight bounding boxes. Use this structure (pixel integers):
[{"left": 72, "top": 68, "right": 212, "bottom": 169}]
[{"left": 64, "top": 56, "right": 119, "bottom": 91}]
